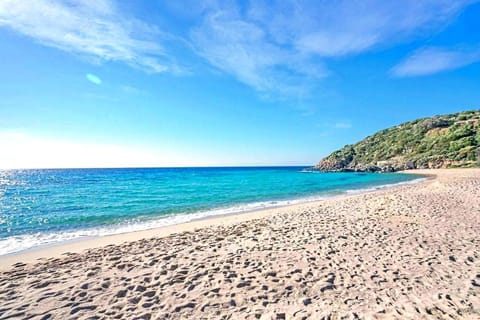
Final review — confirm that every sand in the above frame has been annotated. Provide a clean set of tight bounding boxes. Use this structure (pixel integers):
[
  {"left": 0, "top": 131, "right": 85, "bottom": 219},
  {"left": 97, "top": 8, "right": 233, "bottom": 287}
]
[{"left": 0, "top": 169, "right": 479, "bottom": 319}]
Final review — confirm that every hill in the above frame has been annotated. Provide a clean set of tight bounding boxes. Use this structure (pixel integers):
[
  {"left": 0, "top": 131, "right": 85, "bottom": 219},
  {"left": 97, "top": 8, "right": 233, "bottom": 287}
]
[{"left": 315, "top": 110, "right": 480, "bottom": 172}]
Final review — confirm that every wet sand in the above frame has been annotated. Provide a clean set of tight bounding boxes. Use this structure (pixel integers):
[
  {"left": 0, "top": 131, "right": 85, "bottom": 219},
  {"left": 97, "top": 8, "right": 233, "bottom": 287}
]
[{"left": 0, "top": 169, "right": 479, "bottom": 319}]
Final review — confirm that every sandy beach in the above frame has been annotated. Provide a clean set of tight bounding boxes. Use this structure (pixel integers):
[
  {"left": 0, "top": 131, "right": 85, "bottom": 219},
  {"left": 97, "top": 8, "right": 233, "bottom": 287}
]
[{"left": 0, "top": 169, "right": 479, "bottom": 319}]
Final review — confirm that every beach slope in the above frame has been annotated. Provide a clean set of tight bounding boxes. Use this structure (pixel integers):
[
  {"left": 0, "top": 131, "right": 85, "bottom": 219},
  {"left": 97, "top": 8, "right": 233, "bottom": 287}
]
[{"left": 0, "top": 169, "right": 479, "bottom": 319}]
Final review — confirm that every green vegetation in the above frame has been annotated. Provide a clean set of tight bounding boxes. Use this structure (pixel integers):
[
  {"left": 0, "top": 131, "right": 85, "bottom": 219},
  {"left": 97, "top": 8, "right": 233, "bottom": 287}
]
[{"left": 315, "top": 110, "right": 480, "bottom": 172}]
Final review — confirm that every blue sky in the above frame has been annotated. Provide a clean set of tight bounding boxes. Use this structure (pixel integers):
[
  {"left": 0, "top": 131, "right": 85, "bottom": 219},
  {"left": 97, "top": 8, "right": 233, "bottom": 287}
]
[{"left": 0, "top": 0, "right": 479, "bottom": 168}]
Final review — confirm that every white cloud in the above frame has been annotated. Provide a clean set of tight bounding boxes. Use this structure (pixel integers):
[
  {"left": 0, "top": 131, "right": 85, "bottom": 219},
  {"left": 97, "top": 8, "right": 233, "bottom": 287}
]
[
  {"left": 260, "top": 0, "right": 473, "bottom": 57},
  {"left": 191, "top": 9, "right": 326, "bottom": 95},
  {"left": 391, "top": 47, "right": 480, "bottom": 77},
  {"left": 316, "top": 120, "right": 353, "bottom": 130},
  {"left": 121, "top": 85, "right": 145, "bottom": 95},
  {"left": 0, "top": 0, "right": 173, "bottom": 73},
  {"left": 86, "top": 73, "right": 101, "bottom": 85},
  {"left": 0, "top": 0, "right": 477, "bottom": 95},
  {"left": 333, "top": 121, "right": 352, "bottom": 129},
  {"left": 189, "top": 0, "right": 475, "bottom": 94}
]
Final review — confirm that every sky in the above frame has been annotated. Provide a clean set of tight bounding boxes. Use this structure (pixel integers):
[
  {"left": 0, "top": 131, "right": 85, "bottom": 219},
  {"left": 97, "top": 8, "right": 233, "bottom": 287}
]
[{"left": 0, "top": 0, "right": 479, "bottom": 169}]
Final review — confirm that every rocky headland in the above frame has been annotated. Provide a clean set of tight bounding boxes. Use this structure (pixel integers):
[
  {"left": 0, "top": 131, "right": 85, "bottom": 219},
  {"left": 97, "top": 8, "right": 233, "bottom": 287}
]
[{"left": 315, "top": 110, "right": 480, "bottom": 172}]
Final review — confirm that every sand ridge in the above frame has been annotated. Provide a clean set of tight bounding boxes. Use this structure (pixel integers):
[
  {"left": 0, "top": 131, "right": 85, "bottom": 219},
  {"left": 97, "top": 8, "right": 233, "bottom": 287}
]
[{"left": 0, "top": 169, "right": 479, "bottom": 319}]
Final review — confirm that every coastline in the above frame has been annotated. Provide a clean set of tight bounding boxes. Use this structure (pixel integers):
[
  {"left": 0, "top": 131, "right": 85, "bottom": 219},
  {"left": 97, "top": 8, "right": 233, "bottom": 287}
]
[
  {"left": 0, "top": 171, "right": 429, "bottom": 269},
  {"left": 1, "top": 168, "right": 479, "bottom": 319}
]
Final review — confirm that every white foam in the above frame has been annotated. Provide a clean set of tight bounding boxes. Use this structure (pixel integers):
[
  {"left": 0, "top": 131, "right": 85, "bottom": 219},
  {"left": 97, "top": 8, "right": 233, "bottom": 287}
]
[
  {"left": 344, "top": 177, "right": 427, "bottom": 194},
  {"left": 0, "top": 176, "right": 426, "bottom": 256}
]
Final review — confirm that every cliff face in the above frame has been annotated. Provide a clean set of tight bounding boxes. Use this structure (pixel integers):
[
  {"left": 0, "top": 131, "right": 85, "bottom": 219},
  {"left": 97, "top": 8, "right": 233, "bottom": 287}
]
[{"left": 315, "top": 110, "right": 480, "bottom": 172}]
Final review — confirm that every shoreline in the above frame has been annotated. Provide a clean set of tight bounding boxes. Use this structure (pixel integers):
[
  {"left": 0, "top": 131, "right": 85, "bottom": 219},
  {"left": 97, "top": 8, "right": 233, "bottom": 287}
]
[
  {"left": 0, "top": 171, "right": 431, "bottom": 269},
  {"left": 1, "top": 168, "right": 479, "bottom": 319}
]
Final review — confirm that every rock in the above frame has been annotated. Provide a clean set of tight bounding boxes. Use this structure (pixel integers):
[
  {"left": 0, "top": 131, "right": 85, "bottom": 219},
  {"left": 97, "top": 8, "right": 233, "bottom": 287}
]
[{"left": 405, "top": 161, "right": 416, "bottom": 170}]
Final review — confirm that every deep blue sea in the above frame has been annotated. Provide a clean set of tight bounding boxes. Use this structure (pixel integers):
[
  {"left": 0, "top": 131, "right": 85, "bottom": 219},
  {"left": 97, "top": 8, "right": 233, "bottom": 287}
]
[{"left": 0, "top": 167, "right": 423, "bottom": 255}]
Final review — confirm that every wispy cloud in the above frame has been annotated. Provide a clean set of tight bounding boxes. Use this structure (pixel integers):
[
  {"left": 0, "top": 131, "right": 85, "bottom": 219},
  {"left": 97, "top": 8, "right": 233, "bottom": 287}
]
[
  {"left": 316, "top": 120, "right": 353, "bottom": 130},
  {"left": 333, "top": 121, "right": 352, "bottom": 129},
  {"left": 269, "top": 1, "right": 474, "bottom": 57},
  {"left": 190, "top": 8, "right": 326, "bottom": 96},
  {"left": 0, "top": 0, "right": 476, "bottom": 96},
  {"left": 121, "top": 85, "right": 146, "bottom": 95},
  {"left": 0, "top": 0, "right": 177, "bottom": 73},
  {"left": 391, "top": 47, "right": 480, "bottom": 77},
  {"left": 188, "top": 0, "right": 474, "bottom": 95}
]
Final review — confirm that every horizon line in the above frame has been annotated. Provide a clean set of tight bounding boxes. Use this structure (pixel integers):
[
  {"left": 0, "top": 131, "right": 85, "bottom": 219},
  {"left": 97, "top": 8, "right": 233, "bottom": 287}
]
[{"left": 0, "top": 164, "right": 315, "bottom": 171}]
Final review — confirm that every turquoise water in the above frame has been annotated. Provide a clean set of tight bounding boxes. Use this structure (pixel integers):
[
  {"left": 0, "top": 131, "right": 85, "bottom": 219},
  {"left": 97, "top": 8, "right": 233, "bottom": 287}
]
[{"left": 0, "top": 167, "right": 422, "bottom": 255}]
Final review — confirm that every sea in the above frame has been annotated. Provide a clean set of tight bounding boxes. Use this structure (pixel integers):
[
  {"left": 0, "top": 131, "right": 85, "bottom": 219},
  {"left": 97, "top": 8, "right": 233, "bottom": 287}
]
[{"left": 0, "top": 167, "right": 424, "bottom": 256}]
